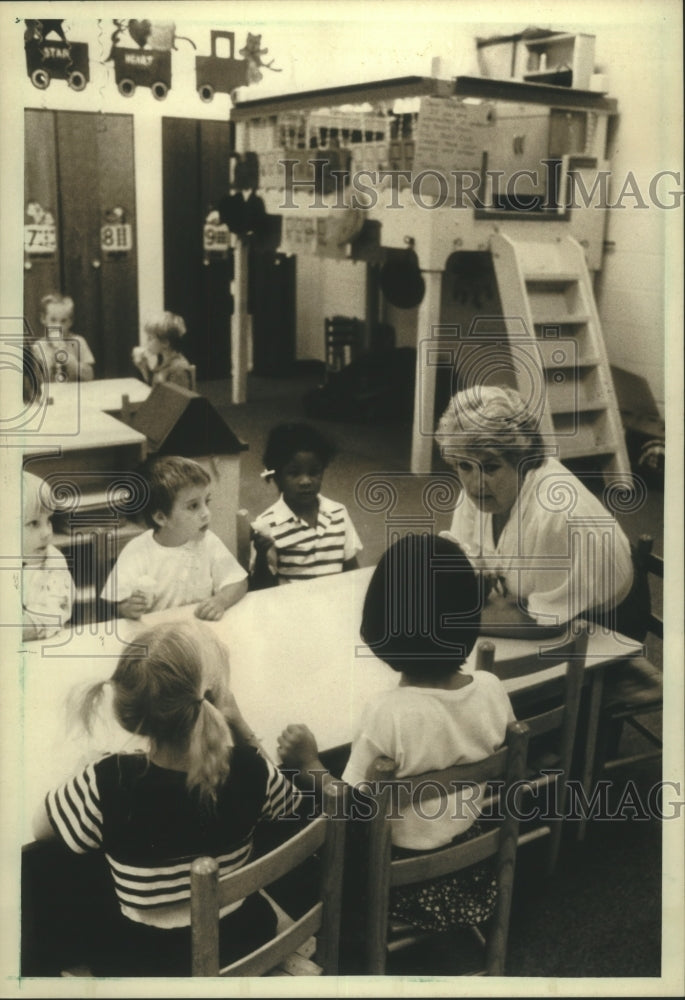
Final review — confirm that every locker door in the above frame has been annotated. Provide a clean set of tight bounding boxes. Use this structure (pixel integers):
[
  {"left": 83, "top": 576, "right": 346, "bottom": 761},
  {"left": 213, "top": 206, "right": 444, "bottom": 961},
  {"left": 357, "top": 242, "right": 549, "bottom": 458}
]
[
  {"left": 24, "top": 110, "right": 61, "bottom": 341},
  {"left": 23, "top": 110, "right": 139, "bottom": 378},
  {"left": 162, "top": 117, "right": 233, "bottom": 381}
]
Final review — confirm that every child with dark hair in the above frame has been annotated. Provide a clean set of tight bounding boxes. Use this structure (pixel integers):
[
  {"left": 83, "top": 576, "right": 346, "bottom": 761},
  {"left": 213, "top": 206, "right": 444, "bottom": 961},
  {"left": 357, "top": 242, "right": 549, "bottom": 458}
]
[
  {"left": 279, "top": 532, "right": 514, "bottom": 933},
  {"left": 250, "top": 422, "right": 362, "bottom": 588},
  {"left": 32, "top": 620, "right": 302, "bottom": 976},
  {"left": 132, "top": 312, "right": 194, "bottom": 389},
  {"left": 101, "top": 455, "right": 247, "bottom": 620}
]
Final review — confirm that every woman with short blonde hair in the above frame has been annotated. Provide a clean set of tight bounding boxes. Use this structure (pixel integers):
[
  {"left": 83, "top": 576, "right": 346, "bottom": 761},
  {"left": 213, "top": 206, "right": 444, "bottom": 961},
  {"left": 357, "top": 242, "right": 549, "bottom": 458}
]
[{"left": 435, "top": 385, "right": 634, "bottom": 634}]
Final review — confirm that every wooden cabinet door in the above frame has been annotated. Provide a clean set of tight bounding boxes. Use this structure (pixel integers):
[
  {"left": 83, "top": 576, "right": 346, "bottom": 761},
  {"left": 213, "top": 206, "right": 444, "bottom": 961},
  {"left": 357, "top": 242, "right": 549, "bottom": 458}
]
[{"left": 24, "top": 110, "right": 139, "bottom": 378}]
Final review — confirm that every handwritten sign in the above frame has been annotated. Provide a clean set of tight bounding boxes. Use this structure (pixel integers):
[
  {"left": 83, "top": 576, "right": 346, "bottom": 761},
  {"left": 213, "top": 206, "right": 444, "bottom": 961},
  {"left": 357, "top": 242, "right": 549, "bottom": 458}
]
[{"left": 413, "top": 97, "right": 494, "bottom": 175}]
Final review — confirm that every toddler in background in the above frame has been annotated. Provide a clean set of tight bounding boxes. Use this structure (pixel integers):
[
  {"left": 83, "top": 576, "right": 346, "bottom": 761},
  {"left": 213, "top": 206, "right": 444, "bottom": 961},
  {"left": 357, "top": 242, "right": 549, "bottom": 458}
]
[
  {"left": 32, "top": 293, "right": 95, "bottom": 382},
  {"left": 132, "top": 312, "right": 194, "bottom": 390},
  {"left": 250, "top": 422, "right": 362, "bottom": 589},
  {"left": 101, "top": 455, "right": 247, "bottom": 620},
  {"left": 23, "top": 471, "right": 74, "bottom": 641}
]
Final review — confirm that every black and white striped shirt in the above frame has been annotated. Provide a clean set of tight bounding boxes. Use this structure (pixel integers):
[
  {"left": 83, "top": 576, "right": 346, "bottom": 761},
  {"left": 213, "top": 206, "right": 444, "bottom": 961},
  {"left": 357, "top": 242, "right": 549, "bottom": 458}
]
[
  {"left": 45, "top": 746, "right": 302, "bottom": 928},
  {"left": 251, "top": 494, "right": 362, "bottom": 583}
]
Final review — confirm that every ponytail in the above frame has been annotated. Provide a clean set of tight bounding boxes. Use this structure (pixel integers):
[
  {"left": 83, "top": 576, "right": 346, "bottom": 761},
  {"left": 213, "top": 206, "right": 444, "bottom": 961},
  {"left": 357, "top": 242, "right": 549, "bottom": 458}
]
[
  {"left": 106, "top": 620, "right": 236, "bottom": 808},
  {"left": 186, "top": 695, "right": 233, "bottom": 806},
  {"left": 69, "top": 679, "right": 110, "bottom": 736}
]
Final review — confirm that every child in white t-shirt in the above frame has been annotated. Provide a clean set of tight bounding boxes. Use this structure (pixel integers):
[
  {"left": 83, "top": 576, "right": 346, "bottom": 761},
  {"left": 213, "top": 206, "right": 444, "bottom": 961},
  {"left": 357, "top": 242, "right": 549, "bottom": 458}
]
[
  {"left": 23, "top": 471, "right": 74, "bottom": 641},
  {"left": 102, "top": 456, "right": 247, "bottom": 620},
  {"left": 279, "top": 532, "right": 515, "bottom": 932}
]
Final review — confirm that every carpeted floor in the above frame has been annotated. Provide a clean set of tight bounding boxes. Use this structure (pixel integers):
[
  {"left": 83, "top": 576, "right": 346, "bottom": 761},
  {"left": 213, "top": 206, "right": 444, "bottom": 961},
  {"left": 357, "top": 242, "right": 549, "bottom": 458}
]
[{"left": 200, "top": 370, "right": 665, "bottom": 980}]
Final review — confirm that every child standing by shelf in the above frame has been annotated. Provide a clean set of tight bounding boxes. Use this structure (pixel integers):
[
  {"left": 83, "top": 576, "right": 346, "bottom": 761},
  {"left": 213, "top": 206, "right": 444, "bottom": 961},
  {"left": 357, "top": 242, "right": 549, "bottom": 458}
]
[
  {"left": 31, "top": 620, "right": 303, "bottom": 976},
  {"left": 101, "top": 455, "right": 247, "bottom": 620},
  {"left": 132, "top": 312, "right": 194, "bottom": 390},
  {"left": 279, "top": 532, "right": 515, "bottom": 935},
  {"left": 250, "top": 422, "right": 363, "bottom": 589},
  {"left": 31, "top": 293, "right": 95, "bottom": 382},
  {"left": 22, "top": 471, "right": 74, "bottom": 641}
]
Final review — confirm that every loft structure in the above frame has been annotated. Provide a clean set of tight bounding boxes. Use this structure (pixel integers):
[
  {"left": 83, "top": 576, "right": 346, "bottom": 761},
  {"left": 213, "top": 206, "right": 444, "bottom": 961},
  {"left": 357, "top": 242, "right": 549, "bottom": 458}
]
[{"left": 229, "top": 35, "right": 629, "bottom": 482}]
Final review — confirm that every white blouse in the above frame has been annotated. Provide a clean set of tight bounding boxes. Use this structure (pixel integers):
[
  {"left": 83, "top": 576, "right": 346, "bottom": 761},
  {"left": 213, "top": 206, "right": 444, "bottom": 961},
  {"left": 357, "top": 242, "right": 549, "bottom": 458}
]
[{"left": 446, "top": 457, "right": 634, "bottom": 626}]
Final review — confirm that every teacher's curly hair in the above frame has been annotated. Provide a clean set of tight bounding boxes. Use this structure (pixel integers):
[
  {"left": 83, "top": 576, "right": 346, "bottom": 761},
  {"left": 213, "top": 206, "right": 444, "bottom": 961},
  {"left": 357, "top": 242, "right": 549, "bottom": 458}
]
[{"left": 435, "top": 384, "right": 548, "bottom": 471}]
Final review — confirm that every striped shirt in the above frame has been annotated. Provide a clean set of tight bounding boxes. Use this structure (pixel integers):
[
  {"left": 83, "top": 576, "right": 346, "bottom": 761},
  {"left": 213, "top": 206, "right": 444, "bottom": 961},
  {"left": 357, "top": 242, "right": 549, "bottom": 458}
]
[
  {"left": 45, "top": 746, "right": 302, "bottom": 928},
  {"left": 251, "top": 494, "right": 362, "bottom": 583}
]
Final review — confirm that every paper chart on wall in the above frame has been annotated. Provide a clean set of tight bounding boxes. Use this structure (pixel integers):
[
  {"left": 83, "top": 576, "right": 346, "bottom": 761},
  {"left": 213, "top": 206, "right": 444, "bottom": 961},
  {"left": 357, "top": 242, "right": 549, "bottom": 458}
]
[{"left": 413, "top": 96, "right": 493, "bottom": 176}]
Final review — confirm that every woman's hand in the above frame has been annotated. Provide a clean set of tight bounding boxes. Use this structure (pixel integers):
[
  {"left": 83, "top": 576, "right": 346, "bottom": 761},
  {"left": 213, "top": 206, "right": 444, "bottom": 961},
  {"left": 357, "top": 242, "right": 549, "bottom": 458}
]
[
  {"left": 278, "top": 724, "right": 321, "bottom": 770},
  {"left": 480, "top": 592, "right": 565, "bottom": 638}
]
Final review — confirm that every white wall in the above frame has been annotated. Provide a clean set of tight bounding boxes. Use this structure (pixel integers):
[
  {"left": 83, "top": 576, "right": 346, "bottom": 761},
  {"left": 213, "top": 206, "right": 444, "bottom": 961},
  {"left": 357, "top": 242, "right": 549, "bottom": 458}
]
[
  {"left": 591, "top": 20, "right": 681, "bottom": 416},
  {"left": 296, "top": 259, "right": 367, "bottom": 360},
  {"left": 4, "top": 2, "right": 678, "bottom": 403}
]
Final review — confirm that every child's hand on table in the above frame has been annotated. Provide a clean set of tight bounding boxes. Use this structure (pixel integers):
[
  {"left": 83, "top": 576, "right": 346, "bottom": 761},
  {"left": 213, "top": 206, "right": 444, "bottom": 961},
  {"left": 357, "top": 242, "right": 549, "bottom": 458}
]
[
  {"left": 251, "top": 527, "right": 275, "bottom": 555},
  {"left": 278, "top": 724, "right": 321, "bottom": 770},
  {"left": 119, "top": 590, "right": 149, "bottom": 620},
  {"left": 194, "top": 593, "right": 229, "bottom": 621}
]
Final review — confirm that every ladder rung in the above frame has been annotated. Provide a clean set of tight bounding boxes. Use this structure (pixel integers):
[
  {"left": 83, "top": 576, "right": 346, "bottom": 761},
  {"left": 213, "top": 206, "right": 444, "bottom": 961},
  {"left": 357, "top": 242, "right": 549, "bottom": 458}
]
[
  {"left": 540, "top": 355, "right": 600, "bottom": 369},
  {"left": 550, "top": 402, "right": 608, "bottom": 414},
  {"left": 525, "top": 271, "right": 580, "bottom": 283},
  {"left": 533, "top": 314, "right": 590, "bottom": 325},
  {"left": 558, "top": 442, "right": 617, "bottom": 459}
]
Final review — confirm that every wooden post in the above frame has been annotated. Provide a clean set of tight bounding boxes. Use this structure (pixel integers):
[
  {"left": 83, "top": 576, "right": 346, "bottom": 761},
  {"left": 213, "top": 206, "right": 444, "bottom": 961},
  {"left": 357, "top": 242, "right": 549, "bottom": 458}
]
[
  {"left": 190, "top": 856, "right": 220, "bottom": 977},
  {"left": 231, "top": 234, "right": 250, "bottom": 404},
  {"left": 410, "top": 269, "right": 443, "bottom": 474}
]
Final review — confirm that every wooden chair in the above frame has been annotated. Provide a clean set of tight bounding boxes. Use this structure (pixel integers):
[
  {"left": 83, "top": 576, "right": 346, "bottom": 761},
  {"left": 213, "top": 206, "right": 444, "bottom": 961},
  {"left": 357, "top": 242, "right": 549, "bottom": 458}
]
[
  {"left": 594, "top": 534, "right": 663, "bottom": 775},
  {"left": 190, "top": 782, "right": 346, "bottom": 977},
  {"left": 365, "top": 720, "right": 530, "bottom": 976},
  {"left": 236, "top": 508, "right": 252, "bottom": 572},
  {"left": 476, "top": 628, "right": 589, "bottom": 874}
]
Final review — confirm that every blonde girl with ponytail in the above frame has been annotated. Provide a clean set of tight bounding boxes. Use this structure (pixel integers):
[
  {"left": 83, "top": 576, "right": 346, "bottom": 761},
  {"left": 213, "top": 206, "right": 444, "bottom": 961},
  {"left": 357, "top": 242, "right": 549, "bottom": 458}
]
[{"left": 32, "top": 620, "right": 302, "bottom": 977}]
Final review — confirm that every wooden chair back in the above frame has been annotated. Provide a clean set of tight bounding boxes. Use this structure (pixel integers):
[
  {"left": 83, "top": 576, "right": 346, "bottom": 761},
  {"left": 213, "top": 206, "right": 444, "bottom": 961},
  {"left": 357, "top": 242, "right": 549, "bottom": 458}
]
[
  {"left": 596, "top": 534, "right": 663, "bottom": 776},
  {"left": 190, "top": 782, "right": 346, "bottom": 977},
  {"left": 476, "top": 628, "right": 589, "bottom": 873},
  {"left": 365, "top": 720, "right": 530, "bottom": 976},
  {"left": 634, "top": 534, "right": 663, "bottom": 641}
]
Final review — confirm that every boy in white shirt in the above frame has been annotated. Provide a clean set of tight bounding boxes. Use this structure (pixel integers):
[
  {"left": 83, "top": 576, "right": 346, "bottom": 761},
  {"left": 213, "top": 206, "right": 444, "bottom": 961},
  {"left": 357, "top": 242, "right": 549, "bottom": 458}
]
[{"left": 102, "top": 456, "right": 247, "bottom": 620}]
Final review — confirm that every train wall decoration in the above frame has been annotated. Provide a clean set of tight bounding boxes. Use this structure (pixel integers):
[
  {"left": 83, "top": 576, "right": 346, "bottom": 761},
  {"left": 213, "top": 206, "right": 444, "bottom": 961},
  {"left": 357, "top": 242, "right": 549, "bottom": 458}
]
[
  {"left": 25, "top": 20, "right": 89, "bottom": 91},
  {"left": 24, "top": 20, "right": 280, "bottom": 103}
]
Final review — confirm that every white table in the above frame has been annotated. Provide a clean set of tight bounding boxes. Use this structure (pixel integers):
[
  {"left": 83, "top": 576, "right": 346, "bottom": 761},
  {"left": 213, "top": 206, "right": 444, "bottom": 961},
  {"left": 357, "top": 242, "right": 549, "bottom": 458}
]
[
  {"left": 18, "top": 568, "right": 641, "bottom": 844},
  {"left": 46, "top": 377, "right": 151, "bottom": 414}
]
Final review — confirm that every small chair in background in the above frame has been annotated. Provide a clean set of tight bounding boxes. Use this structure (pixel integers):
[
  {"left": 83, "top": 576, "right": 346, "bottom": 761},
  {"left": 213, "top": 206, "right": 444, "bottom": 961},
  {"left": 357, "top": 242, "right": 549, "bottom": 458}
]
[
  {"left": 120, "top": 393, "right": 138, "bottom": 426},
  {"left": 364, "top": 720, "right": 530, "bottom": 976},
  {"left": 476, "top": 629, "right": 588, "bottom": 874},
  {"left": 190, "top": 782, "right": 346, "bottom": 977}
]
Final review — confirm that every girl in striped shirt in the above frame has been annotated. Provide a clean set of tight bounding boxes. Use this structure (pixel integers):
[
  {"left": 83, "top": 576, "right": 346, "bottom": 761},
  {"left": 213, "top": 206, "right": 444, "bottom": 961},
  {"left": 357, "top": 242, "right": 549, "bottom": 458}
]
[
  {"left": 31, "top": 620, "right": 302, "bottom": 976},
  {"left": 250, "top": 422, "right": 363, "bottom": 588}
]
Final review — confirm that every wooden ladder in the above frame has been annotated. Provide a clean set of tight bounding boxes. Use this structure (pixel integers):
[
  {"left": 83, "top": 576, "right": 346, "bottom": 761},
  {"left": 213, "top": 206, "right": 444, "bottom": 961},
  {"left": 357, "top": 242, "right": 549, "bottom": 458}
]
[{"left": 490, "top": 232, "right": 630, "bottom": 480}]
